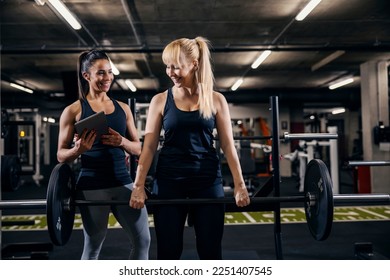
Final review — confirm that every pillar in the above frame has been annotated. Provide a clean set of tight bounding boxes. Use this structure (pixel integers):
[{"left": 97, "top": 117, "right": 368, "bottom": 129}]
[{"left": 360, "top": 61, "right": 390, "bottom": 193}]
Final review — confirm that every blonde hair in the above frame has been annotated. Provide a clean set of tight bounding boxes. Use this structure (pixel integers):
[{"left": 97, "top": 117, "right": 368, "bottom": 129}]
[{"left": 162, "top": 37, "right": 215, "bottom": 119}]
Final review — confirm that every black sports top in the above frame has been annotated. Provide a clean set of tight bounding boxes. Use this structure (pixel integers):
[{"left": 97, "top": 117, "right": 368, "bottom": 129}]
[
  {"left": 155, "top": 88, "right": 222, "bottom": 182},
  {"left": 76, "top": 98, "right": 131, "bottom": 190}
]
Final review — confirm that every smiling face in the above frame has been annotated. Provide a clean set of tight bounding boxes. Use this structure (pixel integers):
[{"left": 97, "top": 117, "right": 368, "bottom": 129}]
[
  {"left": 165, "top": 52, "right": 197, "bottom": 88},
  {"left": 83, "top": 59, "right": 113, "bottom": 93}
]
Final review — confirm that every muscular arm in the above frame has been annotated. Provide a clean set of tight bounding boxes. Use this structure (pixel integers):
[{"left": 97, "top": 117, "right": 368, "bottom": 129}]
[
  {"left": 57, "top": 102, "right": 96, "bottom": 163},
  {"left": 130, "top": 92, "right": 165, "bottom": 209},
  {"left": 117, "top": 102, "right": 142, "bottom": 156},
  {"left": 134, "top": 93, "right": 165, "bottom": 186},
  {"left": 214, "top": 92, "right": 250, "bottom": 207}
]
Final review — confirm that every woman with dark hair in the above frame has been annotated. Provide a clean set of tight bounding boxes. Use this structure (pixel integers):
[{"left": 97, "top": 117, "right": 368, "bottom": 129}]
[
  {"left": 56, "top": 49, "right": 150, "bottom": 260},
  {"left": 130, "top": 37, "right": 250, "bottom": 260}
]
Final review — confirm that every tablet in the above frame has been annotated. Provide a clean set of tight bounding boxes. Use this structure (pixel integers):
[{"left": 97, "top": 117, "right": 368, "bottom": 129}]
[{"left": 74, "top": 111, "right": 109, "bottom": 139}]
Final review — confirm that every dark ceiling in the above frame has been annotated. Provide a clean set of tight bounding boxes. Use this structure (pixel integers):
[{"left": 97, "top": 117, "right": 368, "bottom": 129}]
[{"left": 1, "top": 0, "right": 390, "bottom": 116}]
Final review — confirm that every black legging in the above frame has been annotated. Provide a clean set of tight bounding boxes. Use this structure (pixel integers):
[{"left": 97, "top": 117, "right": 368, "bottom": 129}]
[{"left": 152, "top": 178, "right": 225, "bottom": 260}]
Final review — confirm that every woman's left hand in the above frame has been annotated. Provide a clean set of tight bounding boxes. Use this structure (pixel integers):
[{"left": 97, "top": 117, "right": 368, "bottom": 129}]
[
  {"left": 101, "top": 127, "right": 123, "bottom": 147},
  {"left": 130, "top": 185, "right": 148, "bottom": 209},
  {"left": 234, "top": 185, "right": 251, "bottom": 207}
]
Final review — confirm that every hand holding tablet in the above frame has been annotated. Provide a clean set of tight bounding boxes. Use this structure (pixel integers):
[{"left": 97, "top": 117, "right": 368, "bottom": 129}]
[{"left": 74, "top": 111, "right": 109, "bottom": 139}]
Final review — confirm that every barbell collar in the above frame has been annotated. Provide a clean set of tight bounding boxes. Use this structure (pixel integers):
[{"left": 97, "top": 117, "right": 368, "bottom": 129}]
[
  {"left": 348, "top": 161, "right": 390, "bottom": 166},
  {"left": 306, "top": 192, "right": 317, "bottom": 207},
  {"left": 283, "top": 132, "right": 338, "bottom": 141}
]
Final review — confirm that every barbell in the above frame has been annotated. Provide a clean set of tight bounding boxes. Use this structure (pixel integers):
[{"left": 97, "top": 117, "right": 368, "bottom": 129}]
[
  {"left": 1, "top": 159, "right": 389, "bottom": 247},
  {"left": 348, "top": 160, "right": 390, "bottom": 166}
]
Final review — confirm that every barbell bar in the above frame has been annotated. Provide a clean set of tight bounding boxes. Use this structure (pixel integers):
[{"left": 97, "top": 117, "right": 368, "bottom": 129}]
[
  {"left": 227, "top": 132, "right": 339, "bottom": 141},
  {"left": 283, "top": 132, "right": 338, "bottom": 141},
  {"left": 74, "top": 194, "right": 390, "bottom": 206},
  {"left": 1, "top": 160, "right": 389, "bottom": 246},
  {"left": 2, "top": 194, "right": 388, "bottom": 209},
  {"left": 333, "top": 194, "right": 390, "bottom": 204},
  {"left": 0, "top": 200, "right": 46, "bottom": 209},
  {"left": 348, "top": 160, "right": 390, "bottom": 166}
]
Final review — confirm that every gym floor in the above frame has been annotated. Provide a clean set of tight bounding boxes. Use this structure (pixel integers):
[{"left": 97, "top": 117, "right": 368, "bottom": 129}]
[{"left": 1, "top": 171, "right": 389, "bottom": 260}]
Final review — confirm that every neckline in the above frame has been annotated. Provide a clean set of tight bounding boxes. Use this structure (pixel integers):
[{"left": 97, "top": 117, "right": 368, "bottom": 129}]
[
  {"left": 169, "top": 88, "right": 199, "bottom": 113},
  {"left": 85, "top": 98, "right": 115, "bottom": 116}
]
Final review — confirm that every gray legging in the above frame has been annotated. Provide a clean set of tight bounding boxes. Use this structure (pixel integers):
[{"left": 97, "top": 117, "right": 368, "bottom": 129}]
[{"left": 77, "top": 184, "right": 150, "bottom": 260}]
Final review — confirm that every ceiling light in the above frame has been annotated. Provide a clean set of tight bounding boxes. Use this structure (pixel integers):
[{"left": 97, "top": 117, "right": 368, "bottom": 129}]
[
  {"left": 231, "top": 78, "right": 243, "bottom": 91},
  {"left": 48, "top": 0, "right": 82, "bottom": 30},
  {"left": 125, "top": 79, "right": 137, "bottom": 92},
  {"left": 43, "top": 117, "right": 56, "bottom": 123},
  {"left": 328, "top": 77, "right": 354, "bottom": 90},
  {"left": 34, "top": 0, "right": 45, "bottom": 6},
  {"left": 295, "top": 0, "right": 322, "bottom": 21},
  {"left": 332, "top": 108, "right": 346, "bottom": 115},
  {"left": 10, "top": 83, "right": 33, "bottom": 94},
  {"left": 110, "top": 60, "right": 120, "bottom": 75},
  {"left": 311, "top": 50, "right": 345, "bottom": 71},
  {"left": 49, "top": 92, "right": 65, "bottom": 97},
  {"left": 251, "top": 50, "right": 272, "bottom": 69}
]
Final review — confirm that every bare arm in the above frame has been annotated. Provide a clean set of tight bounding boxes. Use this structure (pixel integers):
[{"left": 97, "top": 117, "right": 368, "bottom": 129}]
[
  {"left": 130, "top": 92, "right": 165, "bottom": 209},
  {"left": 214, "top": 92, "right": 250, "bottom": 207},
  {"left": 57, "top": 101, "right": 96, "bottom": 163},
  {"left": 103, "top": 101, "right": 141, "bottom": 156}
]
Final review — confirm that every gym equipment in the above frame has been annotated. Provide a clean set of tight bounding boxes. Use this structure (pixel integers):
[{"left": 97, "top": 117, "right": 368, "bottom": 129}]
[
  {"left": 229, "top": 132, "right": 338, "bottom": 141},
  {"left": 1, "top": 154, "right": 22, "bottom": 192},
  {"left": 0, "top": 159, "right": 389, "bottom": 246},
  {"left": 1, "top": 97, "right": 388, "bottom": 258},
  {"left": 348, "top": 161, "right": 390, "bottom": 166}
]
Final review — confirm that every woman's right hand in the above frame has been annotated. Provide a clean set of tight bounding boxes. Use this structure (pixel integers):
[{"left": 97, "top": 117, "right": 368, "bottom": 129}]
[
  {"left": 233, "top": 183, "right": 251, "bottom": 207},
  {"left": 74, "top": 129, "right": 96, "bottom": 154}
]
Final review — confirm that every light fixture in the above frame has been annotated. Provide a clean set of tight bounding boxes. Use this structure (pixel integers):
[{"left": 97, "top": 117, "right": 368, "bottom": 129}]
[
  {"left": 48, "top": 0, "right": 82, "bottom": 30},
  {"left": 43, "top": 117, "right": 56, "bottom": 123},
  {"left": 110, "top": 60, "right": 120, "bottom": 75},
  {"left": 34, "top": 0, "right": 45, "bottom": 6},
  {"left": 231, "top": 78, "right": 243, "bottom": 91},
  {"left": 328, "top": 77, "right": 354, "bottom": 90},
  {"left": 251, "top": 50, "right": 272, "bottom": 69},
  {"left": 295, "top": 0, "right": 322, "bottom": 21},
  {"left": 125, "top": 79, "right": 137, "bottom": 92},
  {"left": 49, "top": 92, "right": 65, "bottom": 97},
  {"left": 331, "top": 108, "right": 346, "bottom": 115},
  {"left": 311, "top": 50, "right": 345, "bottom": 71},
  {"left": 10, "top": 83, "right": 33, "bottom": 94}
]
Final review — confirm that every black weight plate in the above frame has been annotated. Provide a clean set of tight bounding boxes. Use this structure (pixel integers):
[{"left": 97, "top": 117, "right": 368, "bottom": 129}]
[
  {"left": 46, "top": 163, "right": 76, "bottom": 246},
  {"left": 304, "top": 159, "right": 334, "bottom": 241},
  {"left": 1, "top": 155, "right": 21, "bottom": 192}
]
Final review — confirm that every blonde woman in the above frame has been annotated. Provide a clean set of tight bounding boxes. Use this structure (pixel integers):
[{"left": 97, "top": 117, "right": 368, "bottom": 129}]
[{"left": 130, "top": 37, "right": 250, "bottom": 259}]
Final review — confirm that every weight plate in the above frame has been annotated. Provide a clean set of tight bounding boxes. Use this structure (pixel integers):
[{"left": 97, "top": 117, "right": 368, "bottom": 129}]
[
  {"left": 1, "top": 155, "right": 21, "bottom": 192},
  {"left": 46, "top": 163, "right": 76, "bottom": 246},
  {"left": 304, "top": 159, "right": 334, "bottom": 241}
]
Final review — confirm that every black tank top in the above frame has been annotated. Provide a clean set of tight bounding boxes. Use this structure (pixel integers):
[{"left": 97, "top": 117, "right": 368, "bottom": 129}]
[
  {"left": 76, "top": 98, "right": 131, "bottom": 189},
  {"left": 156, "top": 88, "right": 222, "bottom": 182}
]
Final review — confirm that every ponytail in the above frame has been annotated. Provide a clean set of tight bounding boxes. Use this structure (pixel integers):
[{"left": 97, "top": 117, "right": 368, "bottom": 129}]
[
  {"left": 77, "top": 51, "right": 89, "bottom": 100},
  {"left": 194, "top": 37, "right": 215, "bottom": 119}
]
